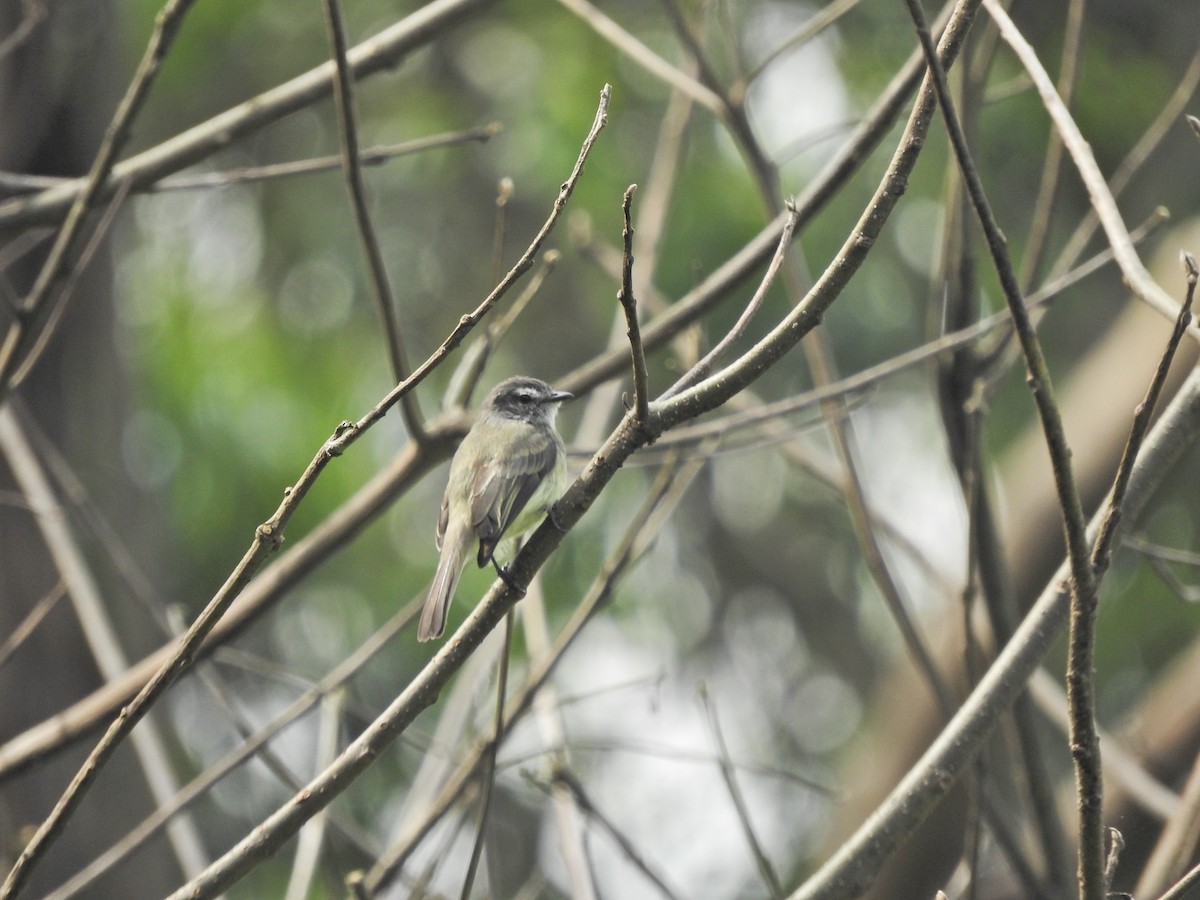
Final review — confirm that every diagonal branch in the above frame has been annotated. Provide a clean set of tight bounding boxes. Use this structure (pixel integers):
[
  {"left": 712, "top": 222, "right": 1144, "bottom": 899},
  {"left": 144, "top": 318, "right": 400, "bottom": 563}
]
[{"left": 0, "top": 82, "right": 611, "bottom": 900}]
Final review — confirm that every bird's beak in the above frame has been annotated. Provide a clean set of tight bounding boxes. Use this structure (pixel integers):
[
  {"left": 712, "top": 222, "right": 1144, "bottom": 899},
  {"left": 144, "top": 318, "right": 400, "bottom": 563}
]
[{"left": 550, "top": 389, "right": 574, "bottom": 403}]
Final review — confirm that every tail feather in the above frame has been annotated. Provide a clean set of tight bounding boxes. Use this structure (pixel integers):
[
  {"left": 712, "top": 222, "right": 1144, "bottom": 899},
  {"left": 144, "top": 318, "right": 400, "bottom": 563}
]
[{"left": 418, "top": 524, "right": 470, "bottom": 642}]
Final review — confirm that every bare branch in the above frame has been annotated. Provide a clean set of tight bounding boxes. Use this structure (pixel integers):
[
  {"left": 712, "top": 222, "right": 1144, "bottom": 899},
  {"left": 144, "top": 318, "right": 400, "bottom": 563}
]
[
  {"left": 1, "top": 83, "right": 611, "bottom": 900},
  {"left": 702, "top": 690, "right": 783, "bottom": 899},
  {"left": 789, "top": 368, "right": 1200, "bottom": 899},
  {"left": 554, "top": 0, "right": 724, "bottom": 115},
  {"left": 0, "top": 0, "right": 198, "bottom": 402},
  {"left": 282, "top": 691, "right": 343, "bottom": 900},
  {"left": 984, "top": 0, "right": 1199, "bottom": 341},
  {"left": 0, "top": 126, "right": 500, "bottom": 195},
  {"left": 547, "top": 767, "right": 685, "bottom": 900},
  {"left": 662, "top": 201, "right": 799, "bottom": 402},
  {"left": 321, "top": 0, "right": 421, "bottom": 437},
  {"left": 903, "top": 0, "right": 1104, "bottom": 891},
  {"left": 617, "top": 184, "right": 650, "bottom": 424},
  {"left": 0, "top": 0, "right": 503, "bottom": 231},
  {"left": 1091, "top": 254, "right": 1197, "bottom": 579}
]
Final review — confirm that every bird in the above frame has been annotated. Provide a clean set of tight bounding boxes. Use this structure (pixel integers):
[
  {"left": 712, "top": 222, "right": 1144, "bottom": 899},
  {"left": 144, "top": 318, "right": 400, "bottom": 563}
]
[{"left": 417, "top": 375, "right": 573, "bottom": 641}]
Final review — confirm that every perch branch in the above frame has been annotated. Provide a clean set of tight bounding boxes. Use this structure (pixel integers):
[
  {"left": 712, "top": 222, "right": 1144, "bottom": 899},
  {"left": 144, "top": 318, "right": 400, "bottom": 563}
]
[{"left": 0, "top": 83, "right": 610, "bottom": 900}]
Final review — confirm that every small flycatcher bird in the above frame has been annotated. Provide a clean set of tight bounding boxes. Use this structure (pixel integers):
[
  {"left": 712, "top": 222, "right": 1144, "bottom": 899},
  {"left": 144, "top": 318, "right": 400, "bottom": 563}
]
[{"left": 418, "top": 375, "right": 573, "bottom": 642}]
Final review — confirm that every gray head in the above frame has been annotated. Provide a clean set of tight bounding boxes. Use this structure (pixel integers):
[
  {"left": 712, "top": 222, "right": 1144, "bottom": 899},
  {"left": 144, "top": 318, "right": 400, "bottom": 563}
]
[{"left": 481, "top": 376, "right": 573, "bottom": 425}]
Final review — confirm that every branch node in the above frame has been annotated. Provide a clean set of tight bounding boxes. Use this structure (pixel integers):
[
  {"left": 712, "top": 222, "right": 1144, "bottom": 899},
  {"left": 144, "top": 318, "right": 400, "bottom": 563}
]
[{"left": 255, "top": 522, "right": 284, "bottom": 550}]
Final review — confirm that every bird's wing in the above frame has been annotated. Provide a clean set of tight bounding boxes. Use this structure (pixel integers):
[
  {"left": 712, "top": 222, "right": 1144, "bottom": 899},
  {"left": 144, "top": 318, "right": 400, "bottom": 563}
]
[
  {"left": 469, "top": 430, "right": 559, "bottom": 565},
  {"left": 435, "top": 492, "right": 450, "bottom": 552}
]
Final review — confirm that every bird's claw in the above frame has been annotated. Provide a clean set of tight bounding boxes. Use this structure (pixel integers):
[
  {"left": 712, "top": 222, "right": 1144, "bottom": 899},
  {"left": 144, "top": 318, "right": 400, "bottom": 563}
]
[{"left": 492, "top": 559, "right": 527, "bottom": 597}]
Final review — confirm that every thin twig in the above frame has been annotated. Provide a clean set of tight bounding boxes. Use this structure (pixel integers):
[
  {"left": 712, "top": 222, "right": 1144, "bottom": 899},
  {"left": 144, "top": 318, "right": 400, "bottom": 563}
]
[
  {"left": 492, "top": 176, "right": 514, "bottom": 283},
  {"left": 321, "top": 0, "right": 421, "bottom": 438},
  {"left": 459, "top": 613, "right": 513, "bottom": 900},
  {"left": 11, "top": 178, "right": 133, "bottom": 388},
  {"left": 1048, "top": 49, "right": 1200, "bottom": 283},
  {"left": 0, "top": 0, "right": 199, "bottom": 402},
  {"left": 0, "top": 126, "right": 501, "bottom": 195},
  {"left": 1017, "top": 0, "right": 1086, "bottom": 291},
  {"left": 661, "top": 201, "right": 800, "bottom": 401},
  {"left": 1159, "top": 859, "right": 1200, "bottom": 900},
  {"left": 282, "top": 690, "right": 344, "bottom": 900},
  {"left": 1091, "top": 253, "right": 1197, "bottom": 580},
  {"left": 0, "top": 581, "right": 65, "bottom": 672},
  {"left": 520, "top": 580, "right": 598, "bottom": 900},
  {"left": 547, "top": 768, "right": 685, "bottom": 900},
  {"left": 0, "top": 0, "right": 46, "bottom": 61},
  {"left": 0, "top": 229, "right": 53, "bottom": 272},
  {"left": 1139, "top": 750, "right": 1200, "bottom": 897},
  {"left": 984, "top": 0, "right": 1198, "bottom": 340},
  {"left": 553, "top": 0, "right": 724, "bottom": 115},
  {"left": 731, "top": 0, "right": 863, "bottom": 104},
  {"left": 702, "top": 690, "right": 783, "bottom": 899},
  {"left": 616, "top": 184, "right": 649, "bottom": 424},
  {"left": 448, "top": 248, "right": 562, "bottom": 410},
  {"left": 1124, "top": 535, "right": 1200, "bottom": 568}
]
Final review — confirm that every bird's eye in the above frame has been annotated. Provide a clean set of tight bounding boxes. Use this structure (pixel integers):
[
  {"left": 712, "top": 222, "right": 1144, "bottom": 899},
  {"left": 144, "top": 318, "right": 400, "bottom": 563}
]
[{"left": 517, "top": 392, "right": 532, "bottom": 404}]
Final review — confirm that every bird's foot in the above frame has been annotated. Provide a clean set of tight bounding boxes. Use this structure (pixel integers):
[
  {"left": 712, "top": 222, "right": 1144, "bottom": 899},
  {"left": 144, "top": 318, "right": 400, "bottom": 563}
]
[
  {"left": 492, "top": 559, "right": 527, "bottom": 597},
  {"left": 546, "top": 501, "right": 569, "bottom": 533}
]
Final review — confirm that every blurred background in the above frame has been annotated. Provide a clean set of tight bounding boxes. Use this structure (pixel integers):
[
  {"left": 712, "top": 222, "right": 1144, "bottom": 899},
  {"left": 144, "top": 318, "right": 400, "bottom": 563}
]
[{"left": 2, "top": 0, "right": 1200, "bottom": 897}]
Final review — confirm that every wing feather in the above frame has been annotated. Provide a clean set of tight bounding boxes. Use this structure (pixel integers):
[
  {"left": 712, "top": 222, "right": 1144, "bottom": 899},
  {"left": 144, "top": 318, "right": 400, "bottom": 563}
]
[{"left": 469, "top": 425, "right": 560, "bottom": 565}]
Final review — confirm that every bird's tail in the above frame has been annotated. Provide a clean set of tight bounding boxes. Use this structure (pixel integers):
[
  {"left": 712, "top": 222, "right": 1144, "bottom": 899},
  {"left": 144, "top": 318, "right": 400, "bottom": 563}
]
[{"left": 418, "top": 524, "right": 470, "bottom": 642}]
